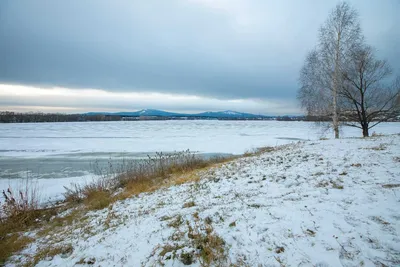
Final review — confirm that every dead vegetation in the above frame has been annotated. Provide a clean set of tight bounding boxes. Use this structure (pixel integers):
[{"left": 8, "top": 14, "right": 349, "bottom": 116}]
[
  {"left": 183, "top": 201, "right": 196, "bottom": 208},
  {"left": 368, "top": 143, "right": 387, "bottom": 151},
  {"left": 0, "top": 182, "right": 59, "bottom": 265},
  {"left": 382, "top": 184, "right": 400, "bottom": 189},
  {"left": 25, "top": 244, "right": 74, "bottom": 267},
  {"left": 153, "top": 213, "right": 228, "bottom": 266},
  {"left": 316, "top": 179, "right": 344, "bottom": 189},
  {"left": 64, "top": 150, "right": 235, "bottom": 209}
]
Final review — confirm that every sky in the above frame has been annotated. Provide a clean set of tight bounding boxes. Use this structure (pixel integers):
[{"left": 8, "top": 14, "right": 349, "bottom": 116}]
[{"left": 0, "top": 0, "right": 399, "bottom": 115}]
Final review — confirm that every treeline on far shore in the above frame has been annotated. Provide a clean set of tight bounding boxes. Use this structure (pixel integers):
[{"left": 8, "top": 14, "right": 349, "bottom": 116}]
[
  {"left": 0, "top": 111, "right": 122, "bottom": 123},
  {"left": 0, "top": 111, "right": 354, "bottom": 123}
]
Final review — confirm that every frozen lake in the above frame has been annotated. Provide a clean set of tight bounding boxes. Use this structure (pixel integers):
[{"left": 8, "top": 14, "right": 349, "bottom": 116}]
[{"left": 1, "top": 121, "right": 399, "bottom": 202}]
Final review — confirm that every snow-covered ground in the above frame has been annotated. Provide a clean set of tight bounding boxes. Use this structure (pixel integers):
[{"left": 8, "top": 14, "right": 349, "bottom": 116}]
[{"left": 10, "top": 134, "right": 400, "bottom": 267}]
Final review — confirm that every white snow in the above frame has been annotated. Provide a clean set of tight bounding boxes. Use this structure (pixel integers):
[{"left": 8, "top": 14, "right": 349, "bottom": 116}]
[
  {"left": 10, "top": 134, "right": 400, "bottom": 267},
  {"left": 221, "top": 110, "right": 241, "bottom": 115},
  {"left": 1, "top": 121, "right": 399, "bottom": 157}
]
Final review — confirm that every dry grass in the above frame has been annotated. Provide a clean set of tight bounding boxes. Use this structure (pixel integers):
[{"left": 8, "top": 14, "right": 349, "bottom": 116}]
[
  {"left": 1, "top": 180, "right": 40, "bottom": 220},
  {"left": 64, "top": 151, "right": 235, "bottom": 210},
  {"left": 368, "top": 143, "right": 387, "bottom": 151},
  {"left": 83, "top": 190, "right": 113, "bottom": 210},
  {"left": 243, "top": 146, "right": 276, "bottom": 157},
  {"left": 382, "top": 184, "right": 400, "bottom": 189},
  {"left": 0, "top": 181, "right": 62, "bottom": 265},
  {"left": 23, "top": 244, "right": 74, "bottom": 267},
  {"left": 0, "top": 234, "right": 34, "bottom": 265},
  {"left": 154, "top": 213, "right": 228, "bottom": 266},
  {"left": 0, "top": 207, "right": 60, "bottom": 264},
  {"left": 183, "top": 201, "right": 196, "bottom": 208}
]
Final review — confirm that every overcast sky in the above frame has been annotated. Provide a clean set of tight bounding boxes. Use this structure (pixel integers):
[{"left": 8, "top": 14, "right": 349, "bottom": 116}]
[{"left": 0, "top": 0, "right": 399, "bottom": 115}]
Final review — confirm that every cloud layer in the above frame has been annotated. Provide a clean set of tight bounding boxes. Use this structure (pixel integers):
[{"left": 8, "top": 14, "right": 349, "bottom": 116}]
[{"left": 0, "top": 0, "right": 399, "bottom": 113}]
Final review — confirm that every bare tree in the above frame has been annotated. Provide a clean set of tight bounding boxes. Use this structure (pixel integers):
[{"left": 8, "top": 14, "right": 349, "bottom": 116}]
[
  {"left": 340, "top": 46, "right": 400, "bottom": 136},
  {"left": 298, "top": 2, "right": 363, "bottom": 138}
]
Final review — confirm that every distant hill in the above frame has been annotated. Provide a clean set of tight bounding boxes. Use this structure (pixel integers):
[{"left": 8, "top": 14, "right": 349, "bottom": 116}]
[
  {"left": 86, "top": 109, "right": 268, "bottom": 119},
  {"left": 194, "top": 110, "right": 265, "bottom": 118},
  {"left": 115, "top": 109, "right": 182, "bottom": 117}
]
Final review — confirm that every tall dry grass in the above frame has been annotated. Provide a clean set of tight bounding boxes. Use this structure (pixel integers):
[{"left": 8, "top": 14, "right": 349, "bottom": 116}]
[
  {"left": 63, "top": 150, "right": 234, "bottom": 208},
  {"left": 0, "top": 179, "right": 57, "bottom": 264}
]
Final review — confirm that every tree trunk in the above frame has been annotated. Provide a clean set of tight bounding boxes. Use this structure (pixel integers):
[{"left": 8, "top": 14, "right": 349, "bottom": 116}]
[
  {"left": 362, "top": 125, "right": 369, "bottom": 137},
  {"left": 332, "top": 96, "right": 339, "bottom": 139},
  {"left": 333, "top": 66, "right": 340, "bottom": 139},
  {"left": 333, "top": 33, "right": 341, "bottom": 139}
]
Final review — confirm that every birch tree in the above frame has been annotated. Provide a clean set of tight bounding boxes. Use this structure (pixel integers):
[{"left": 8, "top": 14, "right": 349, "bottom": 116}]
[{"left": 298, "top": 2, "right": 363, "bottom": 138}]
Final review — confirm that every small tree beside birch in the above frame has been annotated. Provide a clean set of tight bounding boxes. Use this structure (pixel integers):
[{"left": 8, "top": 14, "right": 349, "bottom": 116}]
[{"left": 341, "top": 46, "right": 400, "bottom": 136}]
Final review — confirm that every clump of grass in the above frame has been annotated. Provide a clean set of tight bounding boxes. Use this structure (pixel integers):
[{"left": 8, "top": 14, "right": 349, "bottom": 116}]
[
  {"left": 1, "top": 182, "right": 40, "bottom": 219},
  {"left": 180, "top": 251, "right": 194, "bottom": 265},
  {"left": 351, "top": 163, "right": 362, "bottom": 167},
  {"left": 26, "top": 244, "right": 73, "bottom": 266},
  {"left": 183, "top": 201, "right": 196, "bottom": 208},
  {"left": 168, "top": 214, "right": 183, "bottom": 228},
  {"left": 243, "top": 146, "right": 275, "bottom": 157},
  {"left": 315, "top": 179, "right": 344, "bottom": 189},
  {"left": 369, "top": 144, "right": 387, "bottom": 151},
  {"left": 330, "top": 179, "right": 344, "bottom": 189},
  {"left": 382, "top": 184, "right": 400, "bottom": 189},
  {"left": 370, "top": 216, "right": 390, "bottom": 225},
  {"left": 84, "top": 190, "right": 112, "bottom": 210},
  {"left": 371, "top": 132, "right": 384, "bottom": 137},
  {"left": 0, "top": 182, "right": 60, "bottom": 265},
  {"left": 154, "top": 214, "right": 228, "bottom": 266},
  {"left": 63, "top": 176, "right": 112, "bottom": 205},
  {"left": 0, "top": 234, "right": 34, "bottom": 265}
]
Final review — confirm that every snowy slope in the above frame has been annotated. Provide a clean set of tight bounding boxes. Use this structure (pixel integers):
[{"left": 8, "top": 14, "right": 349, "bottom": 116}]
[{"left": 11, "top": 135, "right": 400, "bottom": 267}]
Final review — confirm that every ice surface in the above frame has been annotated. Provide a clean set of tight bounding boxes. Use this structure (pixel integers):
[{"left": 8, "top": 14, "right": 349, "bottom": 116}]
[{"left": 1, "top": 121, "right": 399, "bottom": 157}]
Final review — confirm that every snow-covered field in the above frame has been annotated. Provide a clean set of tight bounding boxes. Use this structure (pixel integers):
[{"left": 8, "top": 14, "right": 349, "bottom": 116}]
[
  {"left": 1, "top": 121, "right": 399, "bottom": 203},
  {"left": 10, "top": 134, "right": 400, "bottom": 267}
]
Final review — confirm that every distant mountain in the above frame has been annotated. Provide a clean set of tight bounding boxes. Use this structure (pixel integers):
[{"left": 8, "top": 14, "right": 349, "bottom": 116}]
[
  {"left": 85, "top": 109, "right": 267, "bottom": 119},
  {"left": 194, "top": 110, "right": 264, "bottom": 118},
  {"left": 115, "top": 109, "right": 182, "bottom": 117}
]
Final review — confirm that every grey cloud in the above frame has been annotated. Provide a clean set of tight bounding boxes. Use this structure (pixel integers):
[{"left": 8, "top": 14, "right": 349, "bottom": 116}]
[
  {"left": 0, "top": 88, "right": 300, "bottom": 115},
  {"left": 0, "top": 0, "right": 399, "bottom": 101}
]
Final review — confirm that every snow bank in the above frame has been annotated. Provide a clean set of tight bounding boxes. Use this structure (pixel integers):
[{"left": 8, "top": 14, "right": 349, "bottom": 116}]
[{"left": 10, "top": 135, "right": 400, "bottom": 267}]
